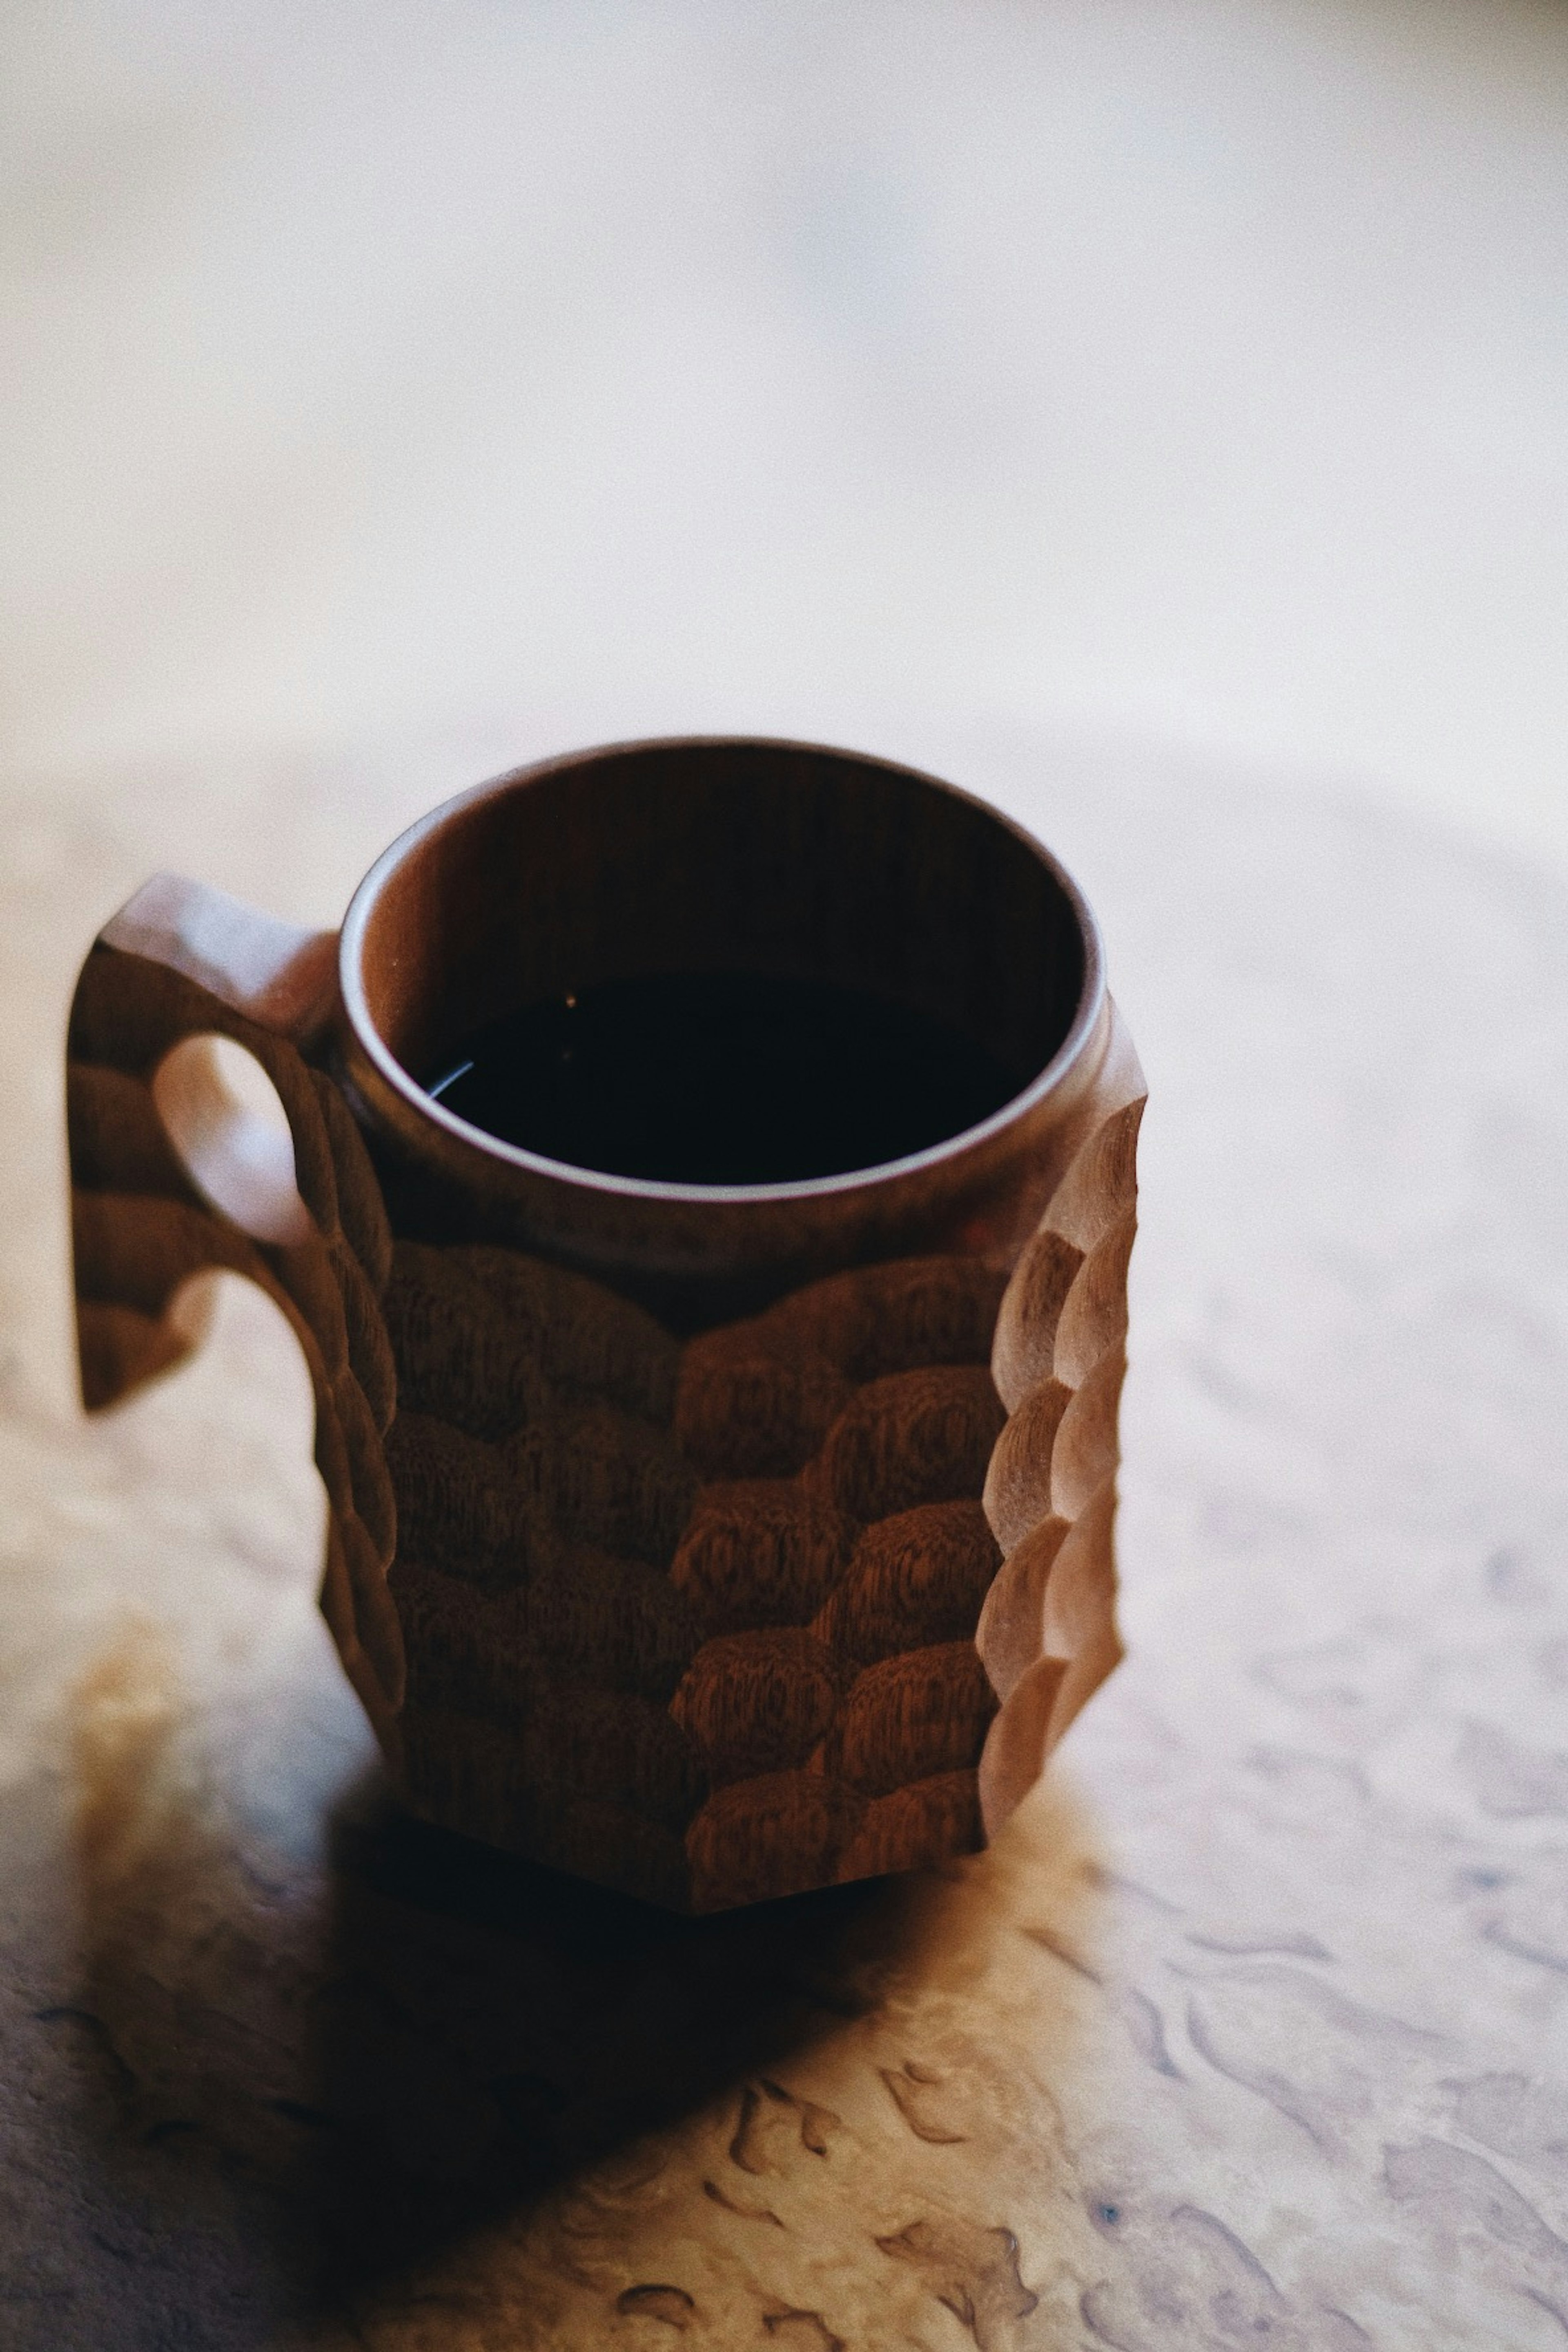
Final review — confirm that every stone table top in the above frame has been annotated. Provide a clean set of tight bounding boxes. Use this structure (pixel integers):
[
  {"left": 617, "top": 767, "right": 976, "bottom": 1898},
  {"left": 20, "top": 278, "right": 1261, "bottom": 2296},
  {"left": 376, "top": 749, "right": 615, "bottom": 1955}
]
[{"left": 2, "top": 735, "right": 1566, "bottom": 2350}]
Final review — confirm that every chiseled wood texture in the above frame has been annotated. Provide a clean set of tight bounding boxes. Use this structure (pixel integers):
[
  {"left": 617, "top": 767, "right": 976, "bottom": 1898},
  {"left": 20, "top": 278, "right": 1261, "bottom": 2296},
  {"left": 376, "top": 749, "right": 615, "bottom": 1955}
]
[
  {"left": 384, "top": 1243, "right": 1010, "bottom": 1909},
  {"left": 978, "top": 1005, "right": 1143, "bottom": 1837},
  {"left": 383, "top": 1157, "right": 1138, "bottom": 1911},
  {"left": 68, "top": 869, "right": 1141, "bottom": 1909},
  {"left": 67, "top": 883, "right": 406, "bottom": 1763}
]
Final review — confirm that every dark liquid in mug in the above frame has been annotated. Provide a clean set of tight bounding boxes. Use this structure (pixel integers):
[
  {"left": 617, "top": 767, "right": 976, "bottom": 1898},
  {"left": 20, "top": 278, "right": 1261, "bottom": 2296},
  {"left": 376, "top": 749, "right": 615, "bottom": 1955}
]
[{"left": 424, "top": 971, "right": 1029, "bottom": 1185}]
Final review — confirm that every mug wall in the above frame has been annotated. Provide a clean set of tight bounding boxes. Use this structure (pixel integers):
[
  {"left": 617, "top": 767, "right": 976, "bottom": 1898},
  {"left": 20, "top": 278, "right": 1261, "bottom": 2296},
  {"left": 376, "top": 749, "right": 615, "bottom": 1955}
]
[{"left": 67, "top": 746, "right": 1140, "bottom": 1911}]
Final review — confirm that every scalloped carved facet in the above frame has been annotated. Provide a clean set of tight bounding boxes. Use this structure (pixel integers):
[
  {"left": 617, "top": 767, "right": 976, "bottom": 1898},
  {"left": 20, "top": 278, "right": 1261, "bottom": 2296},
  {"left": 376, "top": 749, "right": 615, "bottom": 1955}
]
[
  {"left": 386, "top": 1245, "right": 1014, "bottom": 1909},
  {"left": 979, "top": 1004, "right": 1144, "bottom": 1835},
  {"left": 69, "top": 873, "right": 1141, "bottom": 1912}
]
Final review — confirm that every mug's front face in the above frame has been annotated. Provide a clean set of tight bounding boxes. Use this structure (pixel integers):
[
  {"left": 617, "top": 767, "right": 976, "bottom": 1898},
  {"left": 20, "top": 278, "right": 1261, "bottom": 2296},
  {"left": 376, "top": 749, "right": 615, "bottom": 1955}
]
[{"left": 320, "top": 739, "right": 1135, "bottom": 1910}]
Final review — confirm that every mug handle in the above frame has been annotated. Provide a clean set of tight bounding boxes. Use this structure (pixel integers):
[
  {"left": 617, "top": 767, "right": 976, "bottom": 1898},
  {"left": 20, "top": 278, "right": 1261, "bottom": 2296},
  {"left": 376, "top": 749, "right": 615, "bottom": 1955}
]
[{"left": 66, "top": 873, "right": 405, "bottom": 1749}]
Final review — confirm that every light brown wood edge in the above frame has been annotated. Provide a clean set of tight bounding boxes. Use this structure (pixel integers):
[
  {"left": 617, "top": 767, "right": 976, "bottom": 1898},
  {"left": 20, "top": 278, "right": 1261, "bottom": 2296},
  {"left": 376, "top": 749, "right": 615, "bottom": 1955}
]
[
  {"left": 976, "top": 998, "right": 1145, "bottom": 1833},
  {"left": 65, "top": 874, "right": 403, "bottom": 1760}
]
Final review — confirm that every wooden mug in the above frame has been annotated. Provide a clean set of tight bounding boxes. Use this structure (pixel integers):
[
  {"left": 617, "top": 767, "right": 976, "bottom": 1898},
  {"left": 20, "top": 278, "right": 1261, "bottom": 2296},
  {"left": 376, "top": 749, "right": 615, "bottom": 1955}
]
[{"left": 67, "top": 738, "right": 1143, "bottom": 1910}]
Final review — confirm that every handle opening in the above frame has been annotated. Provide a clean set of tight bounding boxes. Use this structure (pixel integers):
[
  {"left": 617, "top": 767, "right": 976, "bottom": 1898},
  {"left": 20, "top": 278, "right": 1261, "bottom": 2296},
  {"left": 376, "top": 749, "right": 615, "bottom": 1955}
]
[{"left": 151, "top": 1034, "right": 314, "bottom": 1248}]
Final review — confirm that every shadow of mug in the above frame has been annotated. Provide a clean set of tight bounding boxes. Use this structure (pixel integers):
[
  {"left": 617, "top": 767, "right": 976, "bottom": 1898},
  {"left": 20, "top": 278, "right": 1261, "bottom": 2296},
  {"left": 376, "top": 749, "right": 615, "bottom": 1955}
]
[{"left": 64, "top": 1619, "right": 1106, "bottom": 2339}]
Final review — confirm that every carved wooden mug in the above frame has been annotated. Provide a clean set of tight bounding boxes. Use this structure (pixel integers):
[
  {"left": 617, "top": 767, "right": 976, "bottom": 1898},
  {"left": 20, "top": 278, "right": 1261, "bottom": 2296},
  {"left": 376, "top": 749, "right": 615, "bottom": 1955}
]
[{"left": 67, "top": 738, "right": 1143, "bottom": 1910}]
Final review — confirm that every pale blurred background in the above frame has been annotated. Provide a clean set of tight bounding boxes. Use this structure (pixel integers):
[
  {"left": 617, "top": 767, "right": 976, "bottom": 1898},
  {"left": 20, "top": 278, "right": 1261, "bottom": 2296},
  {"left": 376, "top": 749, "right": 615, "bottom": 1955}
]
[{"left": 6, "top": 0, "right": 1568, "bottom": 872}]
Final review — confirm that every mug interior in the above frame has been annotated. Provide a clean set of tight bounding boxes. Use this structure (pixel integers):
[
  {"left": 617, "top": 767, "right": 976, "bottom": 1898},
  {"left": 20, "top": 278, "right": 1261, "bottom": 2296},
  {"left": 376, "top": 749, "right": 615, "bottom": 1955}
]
[{"left": 347, "top": 739, "right": 1094, "bottom": 1186}]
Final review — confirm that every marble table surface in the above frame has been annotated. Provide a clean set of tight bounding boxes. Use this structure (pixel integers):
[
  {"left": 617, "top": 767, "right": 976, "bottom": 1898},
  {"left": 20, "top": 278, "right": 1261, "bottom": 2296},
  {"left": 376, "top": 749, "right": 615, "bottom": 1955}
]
[{"left": 3, "top": 736, "right": 1567, "bottom": 2350}]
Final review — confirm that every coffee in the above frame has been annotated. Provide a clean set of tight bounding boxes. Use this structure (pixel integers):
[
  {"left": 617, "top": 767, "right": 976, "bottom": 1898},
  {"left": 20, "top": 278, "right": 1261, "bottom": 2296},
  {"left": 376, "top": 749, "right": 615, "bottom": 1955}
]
[{"left": 424, "top": 970, "right": 1028, "bottom": 1185}]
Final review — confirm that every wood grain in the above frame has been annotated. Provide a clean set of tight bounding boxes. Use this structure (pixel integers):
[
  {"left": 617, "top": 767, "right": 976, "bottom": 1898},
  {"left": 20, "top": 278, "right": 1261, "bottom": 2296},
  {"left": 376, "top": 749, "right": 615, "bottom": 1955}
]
[
  {"left": 67, "top": 887, "right": 404, "bottom": 1763},
  {"left": 387, "top": 1000, "right": 1140, "bottom": 1911},
  {"left": 70, "top": 913, "right": 1141, "bottom": 1909},
  {"left": 67, "top": 746, "right": 1140, "bottom": 1911}
]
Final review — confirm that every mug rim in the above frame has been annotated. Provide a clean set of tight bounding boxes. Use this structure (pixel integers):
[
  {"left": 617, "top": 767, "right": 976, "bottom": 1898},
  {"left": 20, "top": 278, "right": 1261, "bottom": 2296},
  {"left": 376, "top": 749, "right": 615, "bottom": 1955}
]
[{"left": 337, "top": 733, "right": 1107, "bottom": 1208}]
